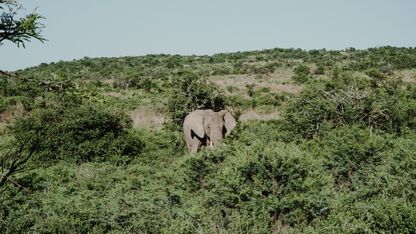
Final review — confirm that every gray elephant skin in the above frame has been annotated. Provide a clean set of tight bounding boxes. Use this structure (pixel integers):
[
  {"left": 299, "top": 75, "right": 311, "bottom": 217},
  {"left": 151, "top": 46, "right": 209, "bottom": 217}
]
[{"left": 183, "top": 109, "right": 237, "bottom": 153}]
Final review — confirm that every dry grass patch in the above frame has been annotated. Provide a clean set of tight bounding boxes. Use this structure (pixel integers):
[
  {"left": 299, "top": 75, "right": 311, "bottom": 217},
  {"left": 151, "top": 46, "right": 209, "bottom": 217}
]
[
  {"left": 239, "top": 109, "right": 280, "bottom": 121},
  {"left": 130, "top": 106, "right": 165, "bottom": 129},
  {"left": 102, "top": 78, "right": 116, "bottom": 85},
  {"left": 0, "top": 102, "right": 26, "bottom": 123},
  {"left": 398, "top": 69, "right": 416, "bottom": 83},
  {"left": 103, "top": 91, "right": 123, "bottom": 97},
  {"left": 211, "top": 68, "right": 302, "bottom": 95},
  {"left": 256, "top": 83, "right": 302, "bottom": 94}
]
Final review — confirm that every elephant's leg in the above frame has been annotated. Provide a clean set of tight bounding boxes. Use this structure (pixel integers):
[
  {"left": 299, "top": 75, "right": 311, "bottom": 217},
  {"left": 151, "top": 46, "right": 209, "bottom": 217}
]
[
  {"left": 186, "top": 141, "right": 192, "bottom": 152},
  {"left": 184, "top": 127, "right": 194, "bottom": 153},
  {"left": 185, "top": 138, "right": 192, "bottom": 152},
  {"left": 190, "top": 137, "right": 201, "bottom": 153}
]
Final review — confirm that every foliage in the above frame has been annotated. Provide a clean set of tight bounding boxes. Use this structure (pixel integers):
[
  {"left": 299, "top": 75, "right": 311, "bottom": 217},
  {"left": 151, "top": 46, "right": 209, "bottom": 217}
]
[
  {"left": 307, "top": 129, "right": 416, "bottom": 233},
  {"left": 181, "top": 141, "right": 333, "bottom": 229},
  {"left": 293, "top": 64, "right": 311, "bottom": 83},
  {"left": 0, "top": 0, "right": 45, "bottom": 47},
  {"left": 11, "top": 103, "right": 144, "bottom": 163},
  {"left": 314, "top": 64, "right": 325, "bottom": 75},
  {"left": 1, "top": 46, "right": 416, "bottom": 232},
  {"left": 166, "top": 72, "right": 225, "bottom": 129},
  {"left": 0, "top": 129, "right": 185, "bottom": 233},
  {"left": 283, "top": 71, "right": 416, "bottom": 139},
  {"left": 304, "top": 126, "right": 392, "bottom": 188}
]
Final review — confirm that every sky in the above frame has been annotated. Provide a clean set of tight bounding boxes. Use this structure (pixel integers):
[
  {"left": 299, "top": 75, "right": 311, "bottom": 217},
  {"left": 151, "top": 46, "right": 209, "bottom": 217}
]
[{"left": 1, "top": 0, "right": 416, "bottom": 71}]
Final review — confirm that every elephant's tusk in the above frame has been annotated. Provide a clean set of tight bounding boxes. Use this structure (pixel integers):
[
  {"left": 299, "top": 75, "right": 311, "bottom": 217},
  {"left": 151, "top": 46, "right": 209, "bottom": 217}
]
[{"left": 210, "top": 140, "right": 213, "bottom": 147}]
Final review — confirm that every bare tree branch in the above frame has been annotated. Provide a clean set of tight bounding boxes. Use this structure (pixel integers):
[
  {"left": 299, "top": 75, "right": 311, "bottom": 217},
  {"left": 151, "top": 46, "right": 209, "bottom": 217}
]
[
  {"left": 0, "top": 144, "right": 35, "bottom": 190},
  {"left": 0, "top": 69, "right": 25, "bottom": 80}
]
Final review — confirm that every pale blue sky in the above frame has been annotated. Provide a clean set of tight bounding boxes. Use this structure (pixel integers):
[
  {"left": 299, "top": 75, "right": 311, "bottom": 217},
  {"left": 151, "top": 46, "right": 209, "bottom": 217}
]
[{"left": 1, "top": 0, "right": 415, "bottom": 71}]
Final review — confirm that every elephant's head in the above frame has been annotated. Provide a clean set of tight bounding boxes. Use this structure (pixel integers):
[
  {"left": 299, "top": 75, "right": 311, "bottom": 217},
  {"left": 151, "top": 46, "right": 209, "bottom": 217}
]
[{"left": 183, "top": 109, "right": 237, "bottom": 152}]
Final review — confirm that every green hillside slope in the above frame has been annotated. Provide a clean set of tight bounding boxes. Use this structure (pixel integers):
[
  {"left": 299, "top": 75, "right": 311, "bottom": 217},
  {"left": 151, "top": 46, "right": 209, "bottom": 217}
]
[{"left": 1, "top": 47, "right": 416, "bottom": 233}]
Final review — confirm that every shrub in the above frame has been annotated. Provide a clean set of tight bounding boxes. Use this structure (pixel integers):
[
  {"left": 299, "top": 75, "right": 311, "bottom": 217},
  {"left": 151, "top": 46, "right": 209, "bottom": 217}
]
[
  {"left": 283, "top": 71, "right": 416, "bottom": 139},
  {"left": 12, "top": 104, "right": 144, "bottom": 163},
  {"left": 293, "top": 64, "right": 311, "bottom": 83},
  {"left": 314, "top": 64, "right": 325, "bottom": 75},
  {"left": 181, "top": 140, "right": 333, "bottom": 229},
  {"left": 166, "top": 72, "right": 225, "bottom": 129},
  {"left": 322, "top": 196, "right": 416, "bottom": 233},
  {"left": 114, "top": 76, "right": 161, "bottom": 93},
  {"left": 0, "top": 97, "right": 6, "bottom": 112},
  {"left": 282, "top": 82, "right": 336, "bottom": 139},
  {"left": 305, "top": 126, "right": 392, "bottom": 188}
]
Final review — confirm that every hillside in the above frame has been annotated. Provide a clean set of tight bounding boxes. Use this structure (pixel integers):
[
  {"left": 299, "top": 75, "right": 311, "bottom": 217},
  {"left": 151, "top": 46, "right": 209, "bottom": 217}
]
[
  {"left": 1, "top": 47, "right": 416, "bottom": 232},
  {"left": 10, "top": 47, "right": 416, "bottom": 127}
]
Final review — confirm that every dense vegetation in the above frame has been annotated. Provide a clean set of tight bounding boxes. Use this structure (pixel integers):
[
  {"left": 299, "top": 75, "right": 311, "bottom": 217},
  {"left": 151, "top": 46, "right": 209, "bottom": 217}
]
[{"left": 1, "top": 46, "right": 416, "bottom": 233}]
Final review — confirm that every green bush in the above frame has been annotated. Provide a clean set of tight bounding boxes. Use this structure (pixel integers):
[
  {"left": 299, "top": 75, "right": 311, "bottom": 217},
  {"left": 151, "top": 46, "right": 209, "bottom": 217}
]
[
  {"left": 293, "top": 64, "right": 311, "bottom": 83},
  {"left": 251, "top": 87, "right": 287, "bottom": 107},
  {"left": 314, "top": 64, "right": 325, "bottom": 75},
  {"left": 225, "top": 94, "right": 251, "bottom": 109},
  {"left": 305, "top": 126, "right": 392, "bottom": 188},
  {"left": 0, "top": 127, "right": 187, "bottom": 233},
  {"left": 282, "top": 82, "right": 335, "bottom": 139},
  {"left": 0, "top": 97, "right": 6, "bottom": 112},
  {"left": 181, "top": 140, "right": 333, "bottom": 229},
  {"left": 283, "top": 71, "right": 416, "bottom": 139},
  {"left": 12, "top": 104, "right": 144, "bottom": 163},
  {"left": 305, "top": 128, "right": 416, "bottom": 232},
  {"left": 166, "top": 72, "right": 225, "bottom": 129},
  {"left": 321, "top": 196, "right": 416, "bottom": 233},
  {"left": 113, "top": 76, "right": 161, "bottom": 93}
]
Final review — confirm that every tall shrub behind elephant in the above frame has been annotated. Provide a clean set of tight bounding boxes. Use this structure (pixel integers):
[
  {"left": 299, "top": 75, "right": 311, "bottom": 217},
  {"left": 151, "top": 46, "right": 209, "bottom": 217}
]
[{"left": 183, "top": 109, "right": 236, "bottom": 153}]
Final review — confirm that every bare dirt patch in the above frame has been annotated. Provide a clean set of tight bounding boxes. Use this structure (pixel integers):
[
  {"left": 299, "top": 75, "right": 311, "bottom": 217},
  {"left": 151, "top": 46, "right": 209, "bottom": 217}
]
[
  {"left": 0, "top": 103, "right": 27, "bottom": 136},
  {"left": 0, "top": 102, "right": 26, "bottom": 123},
  {"left": 0, "top": 112, "right": 12, "bottom": 122}
]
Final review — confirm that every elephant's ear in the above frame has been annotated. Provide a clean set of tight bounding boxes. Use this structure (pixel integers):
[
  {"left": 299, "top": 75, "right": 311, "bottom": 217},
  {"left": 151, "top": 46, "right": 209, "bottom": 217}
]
[
  {"left": 222, "top": 111, "right": 237, "bottom": 137},
  {"left": 190, "top": 113, "right": 205, "bottom": 139}
]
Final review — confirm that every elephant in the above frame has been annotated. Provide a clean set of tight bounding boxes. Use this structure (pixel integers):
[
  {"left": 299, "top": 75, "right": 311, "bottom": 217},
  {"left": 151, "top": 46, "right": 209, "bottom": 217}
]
[{"left": 183, "top": 109, "right": 237, "bottom": 153}]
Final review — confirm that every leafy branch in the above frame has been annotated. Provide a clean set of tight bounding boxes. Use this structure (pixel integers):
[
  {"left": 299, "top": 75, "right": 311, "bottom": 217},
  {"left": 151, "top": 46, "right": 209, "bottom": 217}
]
[{"left": 0, "top": 0, "right": 46, "bottom": 47}]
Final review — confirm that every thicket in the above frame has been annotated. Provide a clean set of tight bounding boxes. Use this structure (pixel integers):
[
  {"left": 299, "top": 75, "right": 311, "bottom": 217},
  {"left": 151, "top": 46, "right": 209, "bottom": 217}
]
[
  {"left": 12, "top": 104, "right": 143, "bottom": 163},
  {"left": 283, "top": 71, "right": 416, "bottom": 139}
]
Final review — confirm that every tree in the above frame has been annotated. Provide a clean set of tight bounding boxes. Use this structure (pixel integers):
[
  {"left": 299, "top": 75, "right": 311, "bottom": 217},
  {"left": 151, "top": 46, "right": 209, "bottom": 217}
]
[
  {"left": 0, "top": 0, "right": 45, "bottom": 190},
  {"left": 0, "top": 0, "right": 45, "bottom": 76},
  {"left": 0, "top": 141, "right": 36, "bottom": 189},
  {"left": 0, "top": 0, "right": 45, "bottom": 47}
]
